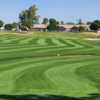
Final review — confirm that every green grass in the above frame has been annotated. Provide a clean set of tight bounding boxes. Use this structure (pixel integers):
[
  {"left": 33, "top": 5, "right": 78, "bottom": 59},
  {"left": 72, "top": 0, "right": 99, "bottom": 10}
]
[{"left": 0, "top": 31, "right": 100, "bottom": 97}]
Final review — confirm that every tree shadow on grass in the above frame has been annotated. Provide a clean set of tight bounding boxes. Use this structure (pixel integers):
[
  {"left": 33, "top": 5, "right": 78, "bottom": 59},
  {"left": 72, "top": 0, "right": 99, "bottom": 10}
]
[{"left": 0, "top": 93, "right": 99, "bottom": 100}]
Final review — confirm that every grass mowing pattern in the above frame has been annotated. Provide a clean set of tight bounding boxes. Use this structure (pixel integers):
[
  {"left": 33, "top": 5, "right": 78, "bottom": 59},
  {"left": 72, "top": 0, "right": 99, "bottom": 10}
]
[{"left": 0, "top": 33, "right": 100, "bottom": 97}]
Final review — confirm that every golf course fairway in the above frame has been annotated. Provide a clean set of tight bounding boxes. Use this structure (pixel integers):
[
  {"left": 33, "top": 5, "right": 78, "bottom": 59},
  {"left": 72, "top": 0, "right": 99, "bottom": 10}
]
[{"left": 0, "top": 32, "right": 99, "bottom": 98}]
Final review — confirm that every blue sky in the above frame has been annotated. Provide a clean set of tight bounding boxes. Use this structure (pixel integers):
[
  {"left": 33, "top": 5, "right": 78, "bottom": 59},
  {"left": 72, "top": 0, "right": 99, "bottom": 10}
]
[{"left": 0, "top": 0, "right": 99, "bottom": 23}]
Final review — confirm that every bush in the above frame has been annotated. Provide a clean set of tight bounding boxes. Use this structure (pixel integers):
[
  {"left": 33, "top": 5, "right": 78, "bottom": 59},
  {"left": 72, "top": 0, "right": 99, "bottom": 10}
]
[{"left": 79, "top": 26, "right": 85, "bottom": 32}]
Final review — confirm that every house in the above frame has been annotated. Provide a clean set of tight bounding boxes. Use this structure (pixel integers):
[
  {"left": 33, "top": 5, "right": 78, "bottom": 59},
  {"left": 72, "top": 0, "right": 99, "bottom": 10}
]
[
  {"left": 32, "top": 24, "right": 74, "bottom": 32},
  {"left": 33, "top": 24, "right": 48, "bottom": 31},
  {"left": 59, "top": 24, "right": 90, "bottom": 32},
  {"left": 58, "top": 24, "right": 74, "bottom": 32},
  {"left": 32, "top": 24, "right": 90, "bottom": 32}
]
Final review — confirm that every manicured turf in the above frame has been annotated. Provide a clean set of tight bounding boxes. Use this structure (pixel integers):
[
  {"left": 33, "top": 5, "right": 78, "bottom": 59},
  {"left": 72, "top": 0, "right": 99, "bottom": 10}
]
[{"left": 0, "top": 32, "right": 100, "bottom": 97}]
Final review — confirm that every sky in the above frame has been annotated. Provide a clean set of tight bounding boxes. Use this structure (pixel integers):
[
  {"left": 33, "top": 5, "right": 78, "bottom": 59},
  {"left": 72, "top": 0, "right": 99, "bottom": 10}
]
[{"left": 0, "top": 0, "right": 100, "bottom": 23}]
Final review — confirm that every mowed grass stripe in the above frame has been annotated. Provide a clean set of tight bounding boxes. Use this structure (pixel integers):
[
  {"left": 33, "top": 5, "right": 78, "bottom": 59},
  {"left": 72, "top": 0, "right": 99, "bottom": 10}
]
[
  {"left": 0, "top": 38, "right": 86, "bottom": 53},
  {"left": 70, "top": 39, "right": 94, "bottom": 48},
  {"left": 37, "top": 38, "right": 47, "bottom": 45},
  {"left": 0, "top": 55, "right": 97, "bottom": 71},
  {"left": 45, "top": 61, "right": 99, "bottom": 97},
  {"left": 0, "top": 38, "right": 92, "bottom": 50},
  {"left": 57, "top": 38, "right": 72, "bottom": 46},
  {"left": 76, "top": 62, "right": 100, "bottom": 91},
  {"left": 0, "top": 56, "right": 93, "bottom": 94},
  {"left": 0, "top": 57, "right": 71, "bottom": 93},
  {"left": 51, "top": 38, "right": 67, "bottom": 46},
  {"left": 0, "top": 44, "right": 73, "bottom": 53},
  {"left": 65, "top": 39, "right": 83, "bottom": 48},
  {"left": 45, "top": 38, "right": 56, "bottom": 46},
  {"left": 28, "top": 37, "right": 39, "bottom": 45},
  {"left": 0, "top": 37, "right": 14, "bottom": 43},
  {"left": 0, "top": 56, "right": 72, "bottom": 72},
  {"left": 18, "top": 37, "right": 33, "bottom": 44},
  {"left": 2, "top": 57, "right": 96, "bottom": 93},
  {"left": 0, "top": 45, "right": 99, "bottom": 60}
]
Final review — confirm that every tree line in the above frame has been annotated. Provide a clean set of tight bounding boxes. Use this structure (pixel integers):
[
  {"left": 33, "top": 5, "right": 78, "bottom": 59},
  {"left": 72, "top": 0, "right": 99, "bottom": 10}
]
[{"left": 0, "top": 5, "right": 100, "bottom": 32}]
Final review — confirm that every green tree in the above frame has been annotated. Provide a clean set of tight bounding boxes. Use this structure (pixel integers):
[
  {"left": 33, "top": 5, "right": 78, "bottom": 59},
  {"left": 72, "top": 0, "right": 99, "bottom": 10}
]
[
  {"left": 78, "top": 19, "right": 83, "bottom": 25},
  {"left": 87, "top": 21, "right": 92, "bottom": 25},
  {"left": 19, "top": 5, "right": 38, "bottom": 30},
  {"left": 5, "top": 24, "right": 13, "bottom": 30},
  {"left": 66, "top": 22, "right": 75, "bottom": 25},
  {"left": 0, "top": 20, "right": 4, "bottom": 29},
  {"left": 60, "top": 21, "right": 64, "bottom": 25},
  {"left": 42, "top": 18, "right": 48, "bottom": 24},
  {"left": 90, "top": 20, "right": 100, "bottom": 31},
  {"left": 12, "top": 22, "right": 18, "bottom": 30},
  {"left": 47, "top": 18, "right": 59, "bottom": 31}
]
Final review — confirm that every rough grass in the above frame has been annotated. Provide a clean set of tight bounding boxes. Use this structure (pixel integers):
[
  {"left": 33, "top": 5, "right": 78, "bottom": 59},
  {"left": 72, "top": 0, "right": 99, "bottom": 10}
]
[{"left": 0, "top": 31, "right": 99, "bottom": 97}]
